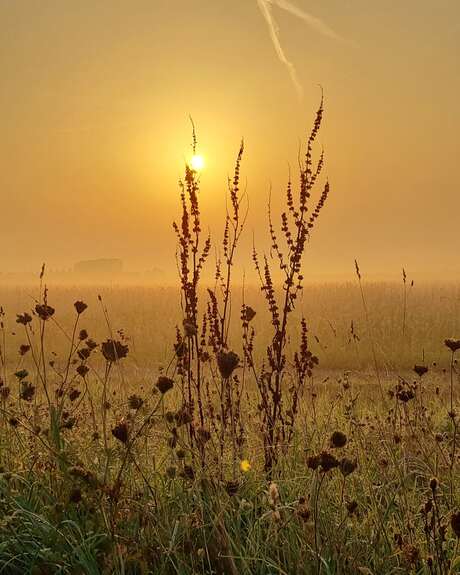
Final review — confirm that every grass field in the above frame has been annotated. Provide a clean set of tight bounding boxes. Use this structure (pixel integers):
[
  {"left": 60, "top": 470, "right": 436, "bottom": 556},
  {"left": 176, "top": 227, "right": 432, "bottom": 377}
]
[
  {"left": 1, "top": 279, "right": 459, "bottom": 372},
  {"left": 0, "top": 280, "right": 459, "bottom": 574}
]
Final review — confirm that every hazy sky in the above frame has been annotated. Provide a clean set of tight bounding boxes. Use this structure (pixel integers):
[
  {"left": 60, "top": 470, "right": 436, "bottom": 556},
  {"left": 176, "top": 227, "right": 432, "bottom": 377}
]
[{"left": 1, "top": 0, "right": 459, "bottom": 279}]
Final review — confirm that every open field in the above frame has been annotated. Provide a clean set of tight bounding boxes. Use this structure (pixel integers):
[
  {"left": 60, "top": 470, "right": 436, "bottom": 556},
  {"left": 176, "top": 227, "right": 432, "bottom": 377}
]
[
  {"left": 1, "top": 280, "right": 459, "bottom": 372},
  {"left": 0, "top": 280, "right": 460, "bottom": 574}
]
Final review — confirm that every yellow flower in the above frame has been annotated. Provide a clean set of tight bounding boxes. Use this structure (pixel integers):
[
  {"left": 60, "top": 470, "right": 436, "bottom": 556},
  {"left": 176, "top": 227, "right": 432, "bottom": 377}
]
[{"left": 240, "top": 459, "right": 251, "bottom": 473}]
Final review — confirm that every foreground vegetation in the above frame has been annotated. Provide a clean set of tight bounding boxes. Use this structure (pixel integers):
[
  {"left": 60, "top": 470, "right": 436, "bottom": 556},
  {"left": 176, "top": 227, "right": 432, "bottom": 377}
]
[{"left": 1, "top": 103, "right": 460, "bottom": 574}]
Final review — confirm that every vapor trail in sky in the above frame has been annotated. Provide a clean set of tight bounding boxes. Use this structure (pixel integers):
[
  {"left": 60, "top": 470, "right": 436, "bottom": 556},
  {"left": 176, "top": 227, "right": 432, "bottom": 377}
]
[
  {"left": 257, "top": 0, "right": 303, "bottom": 97},
  {"left": 257, "top": 0, "right": 343, "bottom": 98}
]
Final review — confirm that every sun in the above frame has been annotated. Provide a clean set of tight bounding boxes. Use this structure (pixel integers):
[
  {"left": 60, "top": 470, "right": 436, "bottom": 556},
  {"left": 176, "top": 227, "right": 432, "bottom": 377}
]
[{"left": 190, "top": 154, "right": 205, "bottom": 171}]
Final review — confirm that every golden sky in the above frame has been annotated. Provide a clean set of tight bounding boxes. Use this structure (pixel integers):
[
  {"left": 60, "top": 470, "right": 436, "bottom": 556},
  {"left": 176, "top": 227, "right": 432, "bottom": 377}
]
[{"left": 1, "top": 0, "right": 459, "bottom": 279}]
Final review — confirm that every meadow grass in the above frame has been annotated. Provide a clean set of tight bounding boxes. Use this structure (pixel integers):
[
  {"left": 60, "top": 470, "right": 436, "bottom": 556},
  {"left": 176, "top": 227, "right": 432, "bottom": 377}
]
[{"left": 0, "top": 280, "right": 458, "bottom": 372}]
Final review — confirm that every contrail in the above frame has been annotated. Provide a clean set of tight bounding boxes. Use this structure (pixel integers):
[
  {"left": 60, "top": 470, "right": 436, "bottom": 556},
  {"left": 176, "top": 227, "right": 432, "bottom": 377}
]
[
  {"left": 257, "top": 0, "right": 343, "bottom": 98},
  {"left": 273, "top": 0, "right": 342, "bottom": 41},
  {"left": 257, "top": 0, "right": 303, "bottom": 98}
]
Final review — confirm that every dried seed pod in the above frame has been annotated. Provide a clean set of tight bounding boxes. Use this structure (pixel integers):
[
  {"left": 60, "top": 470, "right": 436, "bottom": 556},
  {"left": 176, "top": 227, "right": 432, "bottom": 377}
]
[
  {"left": 268, "top": 482, "right": 280, "bottom": 507},
  {"left": 156, "top": 376, "right": 174, "bottom": 394},
  {"left": 35, "top": 304, "right": 55, "bottom": 321},
  {"left": 216, "top": 351, "right": 239, "bottom": 379},
  {"left": 101, "top": 339, "right": 129, "bottom": 362},
  {"left": 74, "top": 301, "right": 88, "bottom": 314},
  {"left": 128, "top": 394, "right": 144, "bottom": 410},
  {"left": 112, "top": 421, "right": 129, "bottom": 444},
  {"left": 346, "top": 500, "right": 358, "bottom": 515},
  {"left": 330, "top": 430, "right": 347, "bottom": 448},
  {"left": 445, "top": 338, "right": 460, "bottom": 353},
  {"left": 340, "top": 457, "right": 357, "bottom": 477},
  {"left": 413, "top": 364, "right": 428, "bottom": 377},
  {"left": 307, "top": 454, "right": 320, "bottom": 470},
  {"left": 16, "top": 312, "right": 32, "bottom": 325},
  {"left": 319, "top": 451, "right": 339, "bottom": 472}
]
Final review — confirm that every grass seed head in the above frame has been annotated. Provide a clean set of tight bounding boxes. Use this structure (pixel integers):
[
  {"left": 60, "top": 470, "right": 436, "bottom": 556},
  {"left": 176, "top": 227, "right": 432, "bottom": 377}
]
[{"left": 268, "top": 482, "right": 280, "bottom": 507}]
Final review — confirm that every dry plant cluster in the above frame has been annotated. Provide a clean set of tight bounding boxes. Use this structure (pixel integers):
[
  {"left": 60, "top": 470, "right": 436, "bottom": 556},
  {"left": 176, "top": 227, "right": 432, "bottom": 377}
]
[{"left": 0, "top": 103, "right": 460, "bottom": 574}]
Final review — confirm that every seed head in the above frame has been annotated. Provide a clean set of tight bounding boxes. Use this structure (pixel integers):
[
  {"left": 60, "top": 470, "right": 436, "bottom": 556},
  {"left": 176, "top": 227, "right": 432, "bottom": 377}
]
[
  {"left": 296, "top": 497, "right": 310, "bottom": 521},
  {"left": 330, "top": 430, "right": 347, "bottom": 448},
  {"left": 346, "top": 500, "right": 358, "bottom": 515},
  {"left": 268, "top": 482, "right": 280, "bottom": 507},
  {"left": 74, "top": 301, "right": 88, "bottom": 315},
  {"left": 68, "top": 388, "right": 81, "bottom": 402},
  {"left": 396, "top": 388, "right": 415, "bottom": 403},
  {"left": 413, "top": 364, "right": 428, "bottom": 377},
  {"left": 128, "top": 394, "right": 143, "bottom": 410},
  {"left": 156, "top": 376, "right": 174, "bottom": 394},
  {"left": 242, "top": 306, "right": 256, "bottom": 323},
  {"left": 16, "top": 312, "right": 32, "bottom": 325},
  {"left": 217, "top": 350, "right": 239, "bottom": 379},
  {"left": 86, "top": 339, "right": 98, "bottom": 350},
  {"left": 76, "top": 364, "right": 89, "bottom": 378},
  {"left": 79, "top": 329, "right": 88, "bottom": 341},
  {"left": 111, "top": 421, "right": 129, "bottom": 444},
  {"left": 35, "top": 304, "right": 55, "bottom": 321},
  {"left": 340, "top": 457, "right": 357, "bottom": 476},
  {"left": 20, "top": 382, "right": 35, "bottom": 401},
  {"left": 319, "top": 451, "right": 339, "bottom": 472},
  {"left": 183, "top": 319, "right": 197, "bottom": 337},
  {"left": 307, "top": 454, "right": 320, "bottom": 470},
  {"left": 101, "top": 339, "right": 129, "bottom": 362},
  {"left": 445, "top": 338, "right": 460, "bottom": 353}
]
